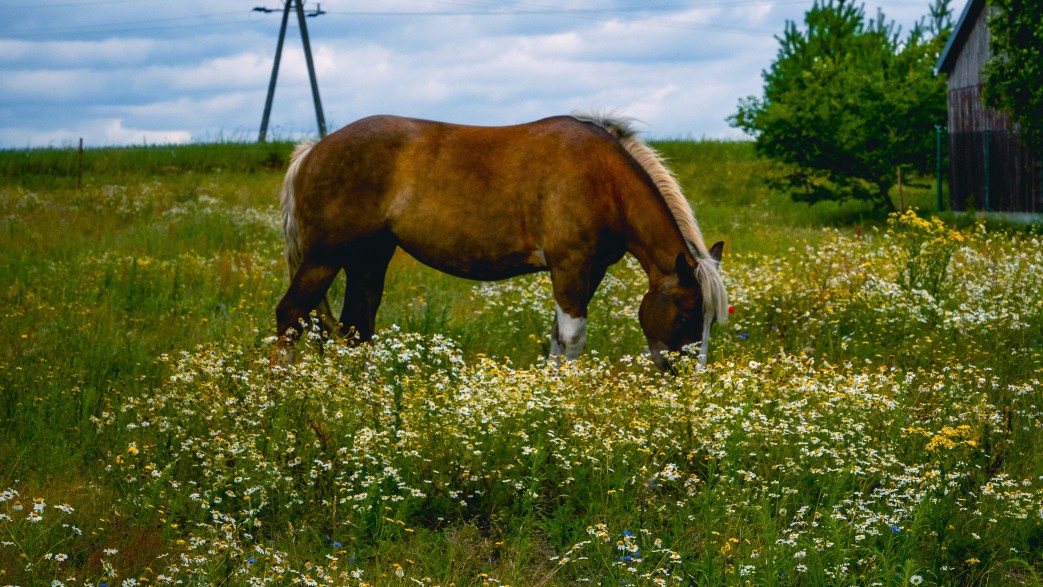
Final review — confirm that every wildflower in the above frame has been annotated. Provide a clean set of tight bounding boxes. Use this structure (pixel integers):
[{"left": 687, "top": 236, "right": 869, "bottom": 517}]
[{"left": 910, "top": 576, "right": 923, "bottom": 585}]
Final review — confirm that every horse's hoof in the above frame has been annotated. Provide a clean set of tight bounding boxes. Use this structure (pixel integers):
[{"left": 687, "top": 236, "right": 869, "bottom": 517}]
[{"left": 271, "top": 346, "right": 295, "bottom": 369}]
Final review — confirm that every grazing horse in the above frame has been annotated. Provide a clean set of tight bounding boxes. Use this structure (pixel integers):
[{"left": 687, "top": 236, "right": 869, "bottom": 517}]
[{"left": 274, "top": 113, "right": 728, "bottom": 370}]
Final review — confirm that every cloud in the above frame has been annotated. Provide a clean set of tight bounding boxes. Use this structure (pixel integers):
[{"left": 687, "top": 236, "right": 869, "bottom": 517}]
[
  {"left": 0, "top": 38, "right": 159, "bottom": 67},
  {"left": 0, "top": 0, "right": 943, "bottom": 147},
  {"left": 0, "top": 118, "right": 191, "bottom": 148}
]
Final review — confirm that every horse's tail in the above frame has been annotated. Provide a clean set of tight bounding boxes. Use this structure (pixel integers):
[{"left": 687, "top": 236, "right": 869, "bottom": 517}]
[{"left": 281, "top": 140, "right": 337, "bottom": 327}]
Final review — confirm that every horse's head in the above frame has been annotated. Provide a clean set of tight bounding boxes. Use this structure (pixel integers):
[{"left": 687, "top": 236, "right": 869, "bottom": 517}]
[{"left": 639, "top": 241, "right": 726, "bottom": 371}]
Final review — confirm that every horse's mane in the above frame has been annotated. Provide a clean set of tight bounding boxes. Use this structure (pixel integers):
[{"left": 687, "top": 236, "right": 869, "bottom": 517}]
[{"left": 571, "top": 112, "right": 729, "bottom": 325}]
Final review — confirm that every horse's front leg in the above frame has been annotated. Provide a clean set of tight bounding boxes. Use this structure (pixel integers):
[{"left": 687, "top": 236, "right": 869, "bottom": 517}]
[
  {"left": 550, "top": 302, "right": 587, "bottom": 361},
  {"left": 548, "top": 262, "right": 606, "bottom": 362}
]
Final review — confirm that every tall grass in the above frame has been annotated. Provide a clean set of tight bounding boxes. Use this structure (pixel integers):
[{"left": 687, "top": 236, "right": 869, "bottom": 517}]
[
  {"left": 1, "top": 141, "right": 1041, "bottom": 586},
  {"left": 0, "top": 141, "right": 295, "bottom": 189}
]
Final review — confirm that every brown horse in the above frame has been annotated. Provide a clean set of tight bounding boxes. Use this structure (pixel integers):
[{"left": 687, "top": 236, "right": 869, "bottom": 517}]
[{"left": 274, "top": 113, "right": 728, "bottom": 370}]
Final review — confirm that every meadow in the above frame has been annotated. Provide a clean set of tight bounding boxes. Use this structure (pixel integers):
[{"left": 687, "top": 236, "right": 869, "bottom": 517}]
[{"left": 1, "top": 140, "right": 1041, "bottom": 586}]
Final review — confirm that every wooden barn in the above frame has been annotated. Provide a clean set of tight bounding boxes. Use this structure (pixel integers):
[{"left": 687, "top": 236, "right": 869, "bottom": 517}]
[{"left": 936, "top": 0, "right": 1041, "bottom": 212}]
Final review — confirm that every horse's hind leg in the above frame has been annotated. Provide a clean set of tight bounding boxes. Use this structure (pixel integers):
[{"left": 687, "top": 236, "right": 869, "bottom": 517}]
[
  {"left": 340, "top": 238, "right": 396, "bottom": 342},
  {"left": 275, "top": 259, "right": 339, "bottom": 360}
]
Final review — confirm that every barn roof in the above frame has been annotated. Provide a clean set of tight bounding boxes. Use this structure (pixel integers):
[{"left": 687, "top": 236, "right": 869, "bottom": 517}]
[{"left": 936, "top": 0, "right": 986, "bottom": 74}]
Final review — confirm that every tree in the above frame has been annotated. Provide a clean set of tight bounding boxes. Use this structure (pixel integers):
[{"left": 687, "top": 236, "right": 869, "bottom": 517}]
[
  {"left": 730, "top": 0, "right": 950, "bottom": 211},
  {"left": 983, "top": 0, "right": 1043, "bottom": 153}
]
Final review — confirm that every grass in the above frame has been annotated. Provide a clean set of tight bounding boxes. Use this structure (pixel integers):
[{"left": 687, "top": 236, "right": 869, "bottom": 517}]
[{"left": 1, "top": 140, "right": 1041, "bottom": 586}]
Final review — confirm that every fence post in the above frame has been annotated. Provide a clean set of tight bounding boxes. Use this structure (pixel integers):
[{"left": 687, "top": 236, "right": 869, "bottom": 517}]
[
  {"left": 935, "top": 125, "right": 943, "bottom": 211},
  {"left": 77, "top": 137, "right": 83, "bottom": 192},
  {"left": 984, "top": 128, "right": 991, "bottom": 212}
]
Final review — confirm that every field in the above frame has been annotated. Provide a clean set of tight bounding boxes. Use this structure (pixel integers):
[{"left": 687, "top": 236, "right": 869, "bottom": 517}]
[{"left": 1, "top": 141, "right": 1041, "bottom": 586}]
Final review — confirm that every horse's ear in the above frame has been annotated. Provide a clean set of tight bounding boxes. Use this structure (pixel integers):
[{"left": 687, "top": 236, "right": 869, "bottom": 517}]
[
  {"left": 675, "top": 253, "right": 696, "bottom": 286},
  {"left": 709, "top": 241, "right": 725, "bottom": 264}
]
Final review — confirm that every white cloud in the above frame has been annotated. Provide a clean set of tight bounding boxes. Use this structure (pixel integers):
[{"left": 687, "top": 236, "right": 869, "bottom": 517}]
[
  {"left": 142, "top": 52, "right": 272, "bottom": 93},
  {"left": 0, "top": 118, "right": 190, "bottom": 148},
  {"left": 0, "top": 0, "right": 946, "bottom": 146},
  {"left": 100, "top": 119, "right": 192, "bottom": 145}
]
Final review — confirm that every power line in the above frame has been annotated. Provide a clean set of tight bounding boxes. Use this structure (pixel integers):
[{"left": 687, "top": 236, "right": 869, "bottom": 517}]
[
  {"left": 0, "top": 0, "right": 152, "bottom": 9},
  {"left": 1, "top": 11, "right": 254, "bottom": 40},
  {"left": 1, "top": 1, "right": 798, "bottom": 41},
  {"left": 14, "top": 0, "right": 928, "bottom": 50}
]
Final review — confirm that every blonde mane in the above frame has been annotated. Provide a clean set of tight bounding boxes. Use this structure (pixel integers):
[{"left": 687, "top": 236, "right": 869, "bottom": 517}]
[{"left": 571, "top": 113, "right": 729, "bottom": 325}]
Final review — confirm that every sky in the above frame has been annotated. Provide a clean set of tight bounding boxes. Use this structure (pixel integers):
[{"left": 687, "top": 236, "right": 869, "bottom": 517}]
[{"left": 0, "top": 0, "right": 948, "bottom": 148}]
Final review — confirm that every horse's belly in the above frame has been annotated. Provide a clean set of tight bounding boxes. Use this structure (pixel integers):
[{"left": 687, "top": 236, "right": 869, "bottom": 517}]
[
  {"left": 399, "top": 240, "right": 548, "bottom": 281},
  {"left": 385, "top": 189, "right": 549, "bottom": 280}
]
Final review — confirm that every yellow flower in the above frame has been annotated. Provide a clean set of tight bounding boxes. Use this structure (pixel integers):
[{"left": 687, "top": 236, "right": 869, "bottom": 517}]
[{"left": 925, "top": 435, "right": 955, "bottom": 452}]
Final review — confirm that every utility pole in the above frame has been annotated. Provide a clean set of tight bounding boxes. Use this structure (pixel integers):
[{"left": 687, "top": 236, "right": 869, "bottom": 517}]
[{"left": 256, "top": 0, "right": 327, "bottom": 142}]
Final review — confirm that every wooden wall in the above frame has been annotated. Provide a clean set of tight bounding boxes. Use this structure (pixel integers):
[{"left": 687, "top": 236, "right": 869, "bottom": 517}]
[{"left": 944, "top": 4, "right": 1041, "bottom": 212}]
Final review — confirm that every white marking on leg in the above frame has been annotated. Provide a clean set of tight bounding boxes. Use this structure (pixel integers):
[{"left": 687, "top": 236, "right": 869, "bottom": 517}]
[
  {"left": 550, "top": 321, "right": 564, "bottom": 358},
  {"left": 273, "top": 346, "right": 295, "bottom": 369},
  {"left": 698, "top": 322, "right": 712, "bottom": 367},
  {"left": 533, "top": 247, "right": 548, "bottom": 268},
  {"left": 551, "top": 303, "right": 587, "bottom": 361}
]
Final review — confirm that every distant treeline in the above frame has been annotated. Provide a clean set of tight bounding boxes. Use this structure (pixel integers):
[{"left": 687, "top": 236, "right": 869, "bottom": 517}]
[{"left": 0, "top": 141, "right": 297, "bottom": 185}]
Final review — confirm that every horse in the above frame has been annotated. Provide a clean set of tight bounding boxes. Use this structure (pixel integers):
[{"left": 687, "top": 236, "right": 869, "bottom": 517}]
[{"left": 274, "top": 113, "right": 728, "bottom": 370}]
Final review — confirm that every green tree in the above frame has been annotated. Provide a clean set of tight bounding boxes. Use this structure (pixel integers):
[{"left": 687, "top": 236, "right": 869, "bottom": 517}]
[
  {"left": 984, "top": 0, "right": 1043, "bottom": 153},
  {"left": 731, "top": 0, "right": 950, "bottom": 211}
]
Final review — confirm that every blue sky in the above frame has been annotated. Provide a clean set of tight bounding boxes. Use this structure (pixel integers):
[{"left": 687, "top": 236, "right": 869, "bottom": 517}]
[{"left": 0, "top": 0, "right": 944, "bottom": 147}]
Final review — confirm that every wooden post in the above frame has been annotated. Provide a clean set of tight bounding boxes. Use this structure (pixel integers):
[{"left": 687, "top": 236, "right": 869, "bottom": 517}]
[
  {"left": 77, "top": 137, "right": 83, "bottom": 191},
  {"left": 984, "top": 128, "right": 991, "bottom": 212},
  {"left": 258, "top": 0, "right": 292, "bottom": 143},
  {"left": 897, "top": 166, "right": 903, "bottom": 211},
  {"left": 258, "top": 0, "right": 326, "bottom": 142},
  {"left": 935, "top": 125, "right": 944, "bottom": 211},
  {"left": 294, "top": 0, "right": 327, "bottom": 138}
]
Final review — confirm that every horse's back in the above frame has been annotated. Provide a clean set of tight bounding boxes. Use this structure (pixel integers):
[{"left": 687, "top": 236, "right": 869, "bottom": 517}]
[
  {"left": 290, "top": 114, "right": 636, "bottom": 278},
  {"left": 289, "top": 116, "right": 419, "bottom": 245}
]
